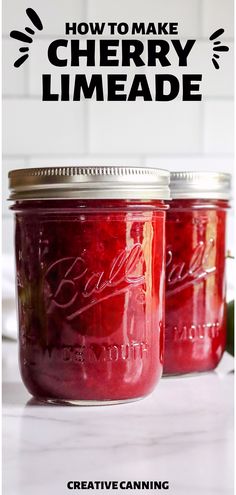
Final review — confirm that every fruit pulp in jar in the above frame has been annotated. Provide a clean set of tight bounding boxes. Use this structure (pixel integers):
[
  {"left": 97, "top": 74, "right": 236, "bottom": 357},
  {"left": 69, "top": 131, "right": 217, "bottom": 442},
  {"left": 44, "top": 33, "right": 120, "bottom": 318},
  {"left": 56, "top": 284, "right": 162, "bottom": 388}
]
[
  {"left": 164, "top": 199, "right": 228, "bottom": 375},
  {"left": 14, "top": 199, "right": 166, "bottom": 402}
]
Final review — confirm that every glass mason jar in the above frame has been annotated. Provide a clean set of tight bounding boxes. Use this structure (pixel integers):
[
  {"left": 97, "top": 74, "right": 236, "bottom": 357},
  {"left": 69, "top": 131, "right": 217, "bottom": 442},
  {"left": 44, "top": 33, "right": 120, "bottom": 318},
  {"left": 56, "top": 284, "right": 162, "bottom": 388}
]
[
  {"left": 9, "top": 166, "right": 170, "bottom": 404},
  {"left": 164, "top": 172, "right": 231, "bottom": 375}
]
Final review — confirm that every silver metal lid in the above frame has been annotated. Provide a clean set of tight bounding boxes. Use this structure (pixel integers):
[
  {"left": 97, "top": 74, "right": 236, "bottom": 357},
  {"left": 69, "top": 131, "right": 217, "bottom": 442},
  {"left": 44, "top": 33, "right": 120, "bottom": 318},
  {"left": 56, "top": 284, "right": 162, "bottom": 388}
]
[
  {"left": 8, "top": 166, "right": 170, "bottom": 200},
  {"left": 170, "top": 171, "right": 231, "bottom": 200}
]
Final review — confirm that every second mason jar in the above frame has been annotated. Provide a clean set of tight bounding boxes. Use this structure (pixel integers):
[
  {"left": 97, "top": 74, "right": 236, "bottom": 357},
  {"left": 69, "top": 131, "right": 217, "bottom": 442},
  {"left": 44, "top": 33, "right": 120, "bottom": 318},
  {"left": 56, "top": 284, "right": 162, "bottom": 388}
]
[
  {"left": 164, "top": 171, "right": 231, "bottom": 375},
  {"left": 9, "top": 166, "right": 170, "bottom": 404}
]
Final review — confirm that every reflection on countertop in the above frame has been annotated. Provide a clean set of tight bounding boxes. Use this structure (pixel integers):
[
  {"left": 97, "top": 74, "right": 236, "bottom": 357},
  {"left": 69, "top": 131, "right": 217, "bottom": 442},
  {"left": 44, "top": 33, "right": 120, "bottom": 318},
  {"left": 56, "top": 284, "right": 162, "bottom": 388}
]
[{"left": 2, "top": 341, "right": 234, "bottom": 495}]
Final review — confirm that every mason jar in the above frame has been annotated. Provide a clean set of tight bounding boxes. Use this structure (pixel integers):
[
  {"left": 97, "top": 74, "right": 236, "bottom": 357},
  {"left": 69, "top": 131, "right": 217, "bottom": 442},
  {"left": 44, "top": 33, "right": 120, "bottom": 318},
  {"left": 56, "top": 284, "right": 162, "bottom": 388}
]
[
  {"left": 9, "top": 166, "right": 170, "bottom": 404},
  {"left": 164, "top": 171, "right": 231, "bottom": 375}
]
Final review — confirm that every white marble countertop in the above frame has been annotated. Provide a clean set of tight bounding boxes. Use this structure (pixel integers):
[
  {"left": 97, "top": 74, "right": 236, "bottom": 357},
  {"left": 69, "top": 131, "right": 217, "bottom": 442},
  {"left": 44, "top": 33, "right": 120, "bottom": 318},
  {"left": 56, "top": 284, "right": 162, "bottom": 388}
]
[{"left": 3, "top": 341, "right": 234, "bottom": 495}]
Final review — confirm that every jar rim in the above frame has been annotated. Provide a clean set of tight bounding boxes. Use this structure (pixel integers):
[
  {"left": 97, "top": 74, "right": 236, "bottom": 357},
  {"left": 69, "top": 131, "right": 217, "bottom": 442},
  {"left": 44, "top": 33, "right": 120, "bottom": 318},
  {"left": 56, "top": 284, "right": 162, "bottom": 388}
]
[
  {"left": 170, "top": 171, "right": 232, "bottom": 200},
  {"left": 8, "top": 166, "right": 170, "bottom": 201}
]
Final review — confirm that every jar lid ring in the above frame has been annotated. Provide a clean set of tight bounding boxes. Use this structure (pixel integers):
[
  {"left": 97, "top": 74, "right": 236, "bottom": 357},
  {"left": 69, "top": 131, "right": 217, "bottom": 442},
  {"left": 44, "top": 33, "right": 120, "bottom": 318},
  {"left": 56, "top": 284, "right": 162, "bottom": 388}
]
[
  {"left": 169, "top": 171, "right": 231, "bottom": 200},
  {"left": 8, "top": 166, "right": 170, "bottom": 201}
]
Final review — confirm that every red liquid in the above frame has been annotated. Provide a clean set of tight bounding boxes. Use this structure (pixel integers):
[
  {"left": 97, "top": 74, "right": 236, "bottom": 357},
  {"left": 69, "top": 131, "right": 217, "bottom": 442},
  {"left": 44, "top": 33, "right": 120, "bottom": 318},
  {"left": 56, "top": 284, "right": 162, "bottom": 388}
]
[
  {"left": 13, "top": 200, "right": 166, "bottom": 402},
  {"left": 164, "top": 199, "right": 228, "bottom": 375}
]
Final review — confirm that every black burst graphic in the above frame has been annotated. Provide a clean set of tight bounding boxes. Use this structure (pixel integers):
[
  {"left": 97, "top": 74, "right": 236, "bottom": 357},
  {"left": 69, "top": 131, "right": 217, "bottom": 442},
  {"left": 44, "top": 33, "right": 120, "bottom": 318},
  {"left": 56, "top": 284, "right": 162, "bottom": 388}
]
[
  {"left": 10, "top": 8, "right": 43, "bottom": 68},
  {"left": 209, "top": 28, "right": 229, "bottom": 69}
]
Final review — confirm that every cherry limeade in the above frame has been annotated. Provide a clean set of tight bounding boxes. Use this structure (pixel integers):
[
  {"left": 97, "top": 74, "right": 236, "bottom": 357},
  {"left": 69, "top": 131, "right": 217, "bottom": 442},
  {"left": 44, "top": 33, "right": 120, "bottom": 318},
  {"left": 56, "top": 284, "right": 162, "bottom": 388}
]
[
  {"left": 164, "top": 199, "right": 229, "bottom": 375},
  {"left": 14, "top": 199, "right": 166, "bottom": 402}
]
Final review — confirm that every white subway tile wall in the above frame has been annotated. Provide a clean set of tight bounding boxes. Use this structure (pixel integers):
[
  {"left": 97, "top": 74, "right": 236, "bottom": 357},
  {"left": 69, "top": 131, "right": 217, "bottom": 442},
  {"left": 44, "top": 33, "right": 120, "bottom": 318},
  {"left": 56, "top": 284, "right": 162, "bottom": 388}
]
[
  {"left": 204, "top": 101, "right": 234, "bottom": 154},
  {"left": 202, "top": 0, "right": 234, "bottom": 38},
  {"left": 2, "top": 40, "right": 26, "bottom": 96},
  {"left": 3, "top": 100, "right": 86, "bottom": 154},
  {"left": 2, "top": 0, "right": 85, "bottom": 36},
  {"left": 2, "top": 0, "right": 234, "bottom": 256},
  {"left": 87, "top": 0, "right": 202, "bottom": 38},
  {"left": 88, "top": 101, "right": 202, "bottom": 154}
]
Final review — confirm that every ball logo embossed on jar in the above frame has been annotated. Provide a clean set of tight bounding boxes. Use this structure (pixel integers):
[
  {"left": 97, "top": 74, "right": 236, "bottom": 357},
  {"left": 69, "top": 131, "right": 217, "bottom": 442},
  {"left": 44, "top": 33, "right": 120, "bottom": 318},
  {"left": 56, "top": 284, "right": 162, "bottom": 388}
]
[
  {"left": 166, "top": 238, "right": 216, "bottom": 296},
  {"left": 164, "top": 170, "right": 231, "bottom": 376},
  {"left": 9, "top": 165, "right": 170, "bottom": 403},
  {"left": 45, "top": 243, "right": 146, "bottom": 320}
]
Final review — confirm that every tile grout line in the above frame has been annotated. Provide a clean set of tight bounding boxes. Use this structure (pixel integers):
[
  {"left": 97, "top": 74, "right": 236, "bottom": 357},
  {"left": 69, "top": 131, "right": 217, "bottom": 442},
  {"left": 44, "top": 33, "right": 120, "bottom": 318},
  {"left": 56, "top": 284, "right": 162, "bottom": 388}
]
[
  {"left": 200, "top": 101, "right": 206, "bottom": 155},
  {"left": 83, "top": 0, "right": 89, "bottom": 155},
  {"left": 83, "top": 0, "right": 87, "bottom": 21},
  {"left": 198, "top": 0, "right": 204, "bottom": 39},
  {"left": 2, "top": 95, "right": 234, "bottom": 101},
  {"left": 199, "top": 0, "right": 205, "bottom": 156},
  {"left": 2, "top": 35, "right": 234, "bottom": 41},
  {"left": 139, "top": 155, "right": 146, "bottom": 167},
  {"left": 83, "top": 101, "right": 90, "bottom": 156},
  {"left": 2, "top": 153, "right": 234, "bottom": 159},
  {"left": 24, "top": 60, "right": 30, "bottom": 98}
]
